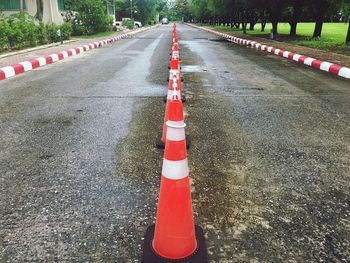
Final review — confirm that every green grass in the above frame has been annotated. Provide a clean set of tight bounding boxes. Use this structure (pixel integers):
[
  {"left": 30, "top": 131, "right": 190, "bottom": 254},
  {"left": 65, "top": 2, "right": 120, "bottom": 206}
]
[
  {"left": 72, "top": 31, "right": 116, "bottom": 40},
  {"left": 209, "top": 22, "right": 350, "bottom": 56}
]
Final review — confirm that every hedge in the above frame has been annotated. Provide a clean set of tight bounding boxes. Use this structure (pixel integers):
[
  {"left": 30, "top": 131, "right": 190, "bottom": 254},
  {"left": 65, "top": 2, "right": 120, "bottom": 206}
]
[{"left": 0, "top": 13, "right": 72, "bottom": 53}]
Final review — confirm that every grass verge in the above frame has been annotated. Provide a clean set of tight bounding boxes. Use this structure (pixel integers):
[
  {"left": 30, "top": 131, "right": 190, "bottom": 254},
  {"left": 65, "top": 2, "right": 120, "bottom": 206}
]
[{"left": 208, "top": 22, "right": 350, "bottom": 56}]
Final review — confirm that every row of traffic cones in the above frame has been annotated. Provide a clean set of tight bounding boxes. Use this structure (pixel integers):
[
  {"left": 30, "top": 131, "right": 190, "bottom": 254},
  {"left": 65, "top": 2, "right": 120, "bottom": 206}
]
[
  {"left": 156, "top": 25, "right": 190, "bottom": 150},
  {"left": 142, "top": 23, "right": 208, "bottom": 263}
]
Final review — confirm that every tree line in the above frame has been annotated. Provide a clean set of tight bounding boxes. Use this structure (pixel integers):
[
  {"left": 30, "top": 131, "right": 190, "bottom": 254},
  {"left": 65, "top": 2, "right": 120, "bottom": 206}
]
[{"left": 179, "top": 0, "right": 350, "bottom": 44}]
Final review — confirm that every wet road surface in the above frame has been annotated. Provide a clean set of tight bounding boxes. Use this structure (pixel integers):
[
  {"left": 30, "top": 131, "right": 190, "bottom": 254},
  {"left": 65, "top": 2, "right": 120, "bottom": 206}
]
[{"left": 1, "top": 24, "right": 350, "bottom": 262}]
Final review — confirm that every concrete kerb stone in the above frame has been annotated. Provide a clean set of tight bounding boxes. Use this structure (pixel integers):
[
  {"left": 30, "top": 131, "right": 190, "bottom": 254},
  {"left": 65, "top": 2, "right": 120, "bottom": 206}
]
[
  {"left": 185, "top": 23, "right": 350, "bottom": 80},
  {"left": 0, "top": 25, "right": 159, "bottom": 81}
]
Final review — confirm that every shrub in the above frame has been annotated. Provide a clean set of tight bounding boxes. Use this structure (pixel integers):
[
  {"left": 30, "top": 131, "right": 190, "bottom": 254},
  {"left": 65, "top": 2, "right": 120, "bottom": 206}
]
[
  {"left": 0, "top": 13, "right": 73, "bottom": 53},
  {"left": 60, "top": 22, "right": 73, "bottom": 40},
  {"left": 46, "top": 23, "right": 60, "bottom": 43},
  {"left": 36, "top": 23, "right": 48, "bottom": 45},
  {"left": 0, "top": 21, "right": 9, "bottom": 52},
  {"left": 65, "top": 0, "right": 113, "bottom": 35},
  {"left": 123, "top": 20, "right": 134, "bottom": 30}
]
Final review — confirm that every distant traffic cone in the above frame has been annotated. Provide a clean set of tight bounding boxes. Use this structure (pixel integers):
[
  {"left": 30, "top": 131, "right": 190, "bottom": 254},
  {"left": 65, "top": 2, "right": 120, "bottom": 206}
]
[
  {"left": 157, "top": 79, "right": 189, "bottom": 149},
  {"left": 172, "top": 42, "right": 179, "bottom": 52},
  {"left": 163, "top": 73, "right": 186, "bottom": 103},
  {"left": 144, "top": 96, "right": 207, "bottom": 263},
  {"left": 173, "top": 32, "right": 178, "bottom": 43},
  {"left": 169, "top": 56, "right": 180, "bottom": 71}
]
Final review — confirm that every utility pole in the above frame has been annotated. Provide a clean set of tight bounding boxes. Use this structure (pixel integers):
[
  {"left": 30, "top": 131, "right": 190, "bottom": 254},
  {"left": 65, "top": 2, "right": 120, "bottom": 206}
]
[
  {"left": 113, "top": 0, "right": 116, "bottom": 21},
  {"left": 130, "top": 0, "right": 133, "bottom": 20}
]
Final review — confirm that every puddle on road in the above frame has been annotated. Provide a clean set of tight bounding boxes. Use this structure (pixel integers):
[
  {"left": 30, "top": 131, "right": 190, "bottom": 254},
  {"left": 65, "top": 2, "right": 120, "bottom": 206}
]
[{"left": 181, "top": 65, "right": 207, "bottom": 73}]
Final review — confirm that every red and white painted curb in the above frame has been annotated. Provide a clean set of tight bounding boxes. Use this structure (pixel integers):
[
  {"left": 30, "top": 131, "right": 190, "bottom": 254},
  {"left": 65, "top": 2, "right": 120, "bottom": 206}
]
[
  {"left": 0, "top": 26, "right": 156, "bottom": 81},
  {"left": 186, "top": 23, "right": 350, "bottom": 80}
]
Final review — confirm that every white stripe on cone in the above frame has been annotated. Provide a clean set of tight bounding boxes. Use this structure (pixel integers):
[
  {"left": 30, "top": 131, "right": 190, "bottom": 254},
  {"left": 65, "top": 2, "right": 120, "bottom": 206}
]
[{"left": 162, "top": 159, "right": 189, "bottom": 180}]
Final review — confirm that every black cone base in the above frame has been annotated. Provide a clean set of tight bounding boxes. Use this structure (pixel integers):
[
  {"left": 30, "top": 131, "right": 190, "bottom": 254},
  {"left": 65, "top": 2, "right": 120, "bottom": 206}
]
[
  {"left": 156, "top": 135, "right": 191, "bottom": 150},
  {"left": 155, "top": 139, "right": 165, "bottom": 149},
  {"left": 163, "top": 95, "right": 187, "bottom": 103},
  {"left": 141, "top": 225, "right": 208, "bottom": 263}
]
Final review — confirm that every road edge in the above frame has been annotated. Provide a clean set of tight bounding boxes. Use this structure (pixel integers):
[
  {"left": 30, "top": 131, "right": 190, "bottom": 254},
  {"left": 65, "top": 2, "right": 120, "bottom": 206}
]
[
  {"left": 0, "top": 25, "right": 159, "bottom": 82},
  {"left": 185, "top": 23, "right": 350, "bottom": 80}
]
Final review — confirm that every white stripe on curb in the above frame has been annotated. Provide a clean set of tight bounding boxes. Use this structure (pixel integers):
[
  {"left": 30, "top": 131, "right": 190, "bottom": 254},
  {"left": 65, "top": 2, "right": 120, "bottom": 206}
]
[
  {"left": 2, "top": 66, "right": 15, "bottom": 78},
  {"left": 36, "top": 57, "right": 47, "bottom": 66},
  {"left": 19, "top": 61, "right": 33, "bottom": 72}
]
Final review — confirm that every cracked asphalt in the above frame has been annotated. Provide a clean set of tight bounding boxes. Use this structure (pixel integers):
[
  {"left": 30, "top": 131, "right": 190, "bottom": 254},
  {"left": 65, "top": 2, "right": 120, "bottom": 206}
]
[{"left": 0, "top": 23, "right": 349, "bottom": 262}]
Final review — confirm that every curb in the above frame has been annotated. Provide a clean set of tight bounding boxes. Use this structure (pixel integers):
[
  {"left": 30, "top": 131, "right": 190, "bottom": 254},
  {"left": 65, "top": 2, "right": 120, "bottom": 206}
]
[
  {"left": 185, "top": 23, "right": 350, "bottom": 80},
  {"left": 0, "top": 40, "right": 78, "bottom": 60},
  {"left": 0, "top": 26, "right": 156, "bottom": 81}
]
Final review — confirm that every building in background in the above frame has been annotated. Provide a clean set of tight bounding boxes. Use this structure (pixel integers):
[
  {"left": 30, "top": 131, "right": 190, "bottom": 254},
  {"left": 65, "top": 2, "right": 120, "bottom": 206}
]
[
  {"left": 0, "top": 0, "right": 115, "bottom": 24},
  {"left": 0, "top": 0, "right": 68, "bottom": 24}
]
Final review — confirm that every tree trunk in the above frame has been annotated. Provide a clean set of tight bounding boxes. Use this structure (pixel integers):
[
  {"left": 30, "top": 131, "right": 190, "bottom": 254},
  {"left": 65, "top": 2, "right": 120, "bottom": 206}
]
[
  {"left": 36, "top": 0, "right": 43, "bottom": 22},
  {"left": 271, "top": 20, "right": 278, "bottom": 39},
  {"left": 313, "top": 11, "right": 325, "bottom": 38},
  {"left": 346, "top": 18, "right": 350, "bottom": 45},
  {"left": 289, "top": 2, "right": 302, "bottom": 37},
  {"left": 261, "top": 11, "right": 266, "bottom": 32},
  {"left": 290, "top": 22, "right": 297, "bottom": 37},
  {"left": 313, "top": 19, "right": 323, "bottom": 38},
  {"left": 242, "top": 11, "right": 247, "bottom": 34},
  {"left": 249, "top": 11, "right": 256, "bottom": 30}
]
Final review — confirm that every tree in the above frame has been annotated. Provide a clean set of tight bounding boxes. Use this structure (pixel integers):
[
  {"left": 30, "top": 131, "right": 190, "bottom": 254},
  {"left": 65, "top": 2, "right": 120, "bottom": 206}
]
[
  {"left": 65, "top": 0, "right": 112, "bottom": 35},
  {"left": 268, "top": 0, "right": 285, "bottom": 38},
  {"left": 340, "top": 0, "right": 350, "bottom": 44},
  {"left": 287, "top": 0, "right": 308, "bottom": 37},
  {"left": 309, "top": 0, "right": 340, "bottom": 38},
  {"left": 36, "top": 0, "right": 43, "bottom": 22}
]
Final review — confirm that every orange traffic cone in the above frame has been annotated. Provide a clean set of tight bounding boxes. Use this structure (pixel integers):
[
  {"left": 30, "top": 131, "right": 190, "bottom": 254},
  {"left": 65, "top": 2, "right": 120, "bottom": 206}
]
[
  {"left": 172, "top": 42, "right": 179, "bottom": 52},
  {"left": 157, "top": 77, "right": 189, "bottom": 149},
  {"left": 143, "top": 96, "right": 207, "bottom": 263},
  {"left": 169, "top": 56, "right": 180, "bottom": 71},
  {"left": 164, "top": 72, "right": 185, "bottom": 103},
  {"left": 173, "top": 32, "right": 178, "bottom": 43}
]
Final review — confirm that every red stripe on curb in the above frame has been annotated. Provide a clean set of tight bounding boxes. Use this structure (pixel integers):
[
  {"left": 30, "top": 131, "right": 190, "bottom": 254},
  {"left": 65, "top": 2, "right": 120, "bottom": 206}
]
[
  {"left": 30, "top": 59, "right": 40, "bottom": 69},
  {"left": 67, "top": 50, "right": 73, "bottom": 56},
  {"left": 12, "top": 64, "right": 25, "bottom": 74},
  {"left": 329, "top": 64, "right": 342, "bottom": 75},
  {"left": 45, "top": 56, "right": 53, "bottom": 64},
  {"left": 57, "top": 53, "right": 64, "bottom": 60},
  {"left": 75, "top": 48, "right": 81, "bottom": 54},
  {"left": 298, "top": 56, "right": 309, "bottom": 64},
  {"left": 311, "top": 60, "right": 322, "bottom": 69},
  {"left": 288, "top": 52, "right": 295, "bottom": 59},
  {"left": 0, "top": 70, "right": 5, "bottom": 80}
]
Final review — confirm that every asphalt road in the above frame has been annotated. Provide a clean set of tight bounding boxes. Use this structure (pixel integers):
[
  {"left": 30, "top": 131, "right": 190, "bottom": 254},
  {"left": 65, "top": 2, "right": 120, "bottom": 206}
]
[{"left": 0, "top": 24, "right": 349, "bottom": 262}]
